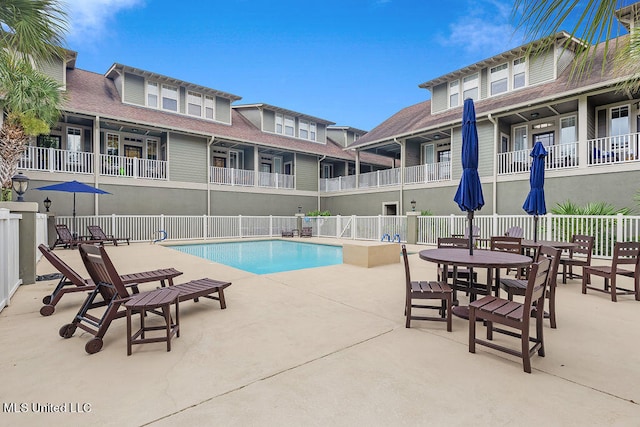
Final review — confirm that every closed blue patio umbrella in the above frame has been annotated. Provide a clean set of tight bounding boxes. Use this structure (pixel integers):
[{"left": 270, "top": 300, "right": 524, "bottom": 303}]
[
  {"left": 35, "top": 180, "right": 110, "bottom": 236},
  {"left": 523, "top": 141, "right": 548, "bottom": 242},
  {"left": 454, "top": 98, "right": 485, "bottom": 255}
]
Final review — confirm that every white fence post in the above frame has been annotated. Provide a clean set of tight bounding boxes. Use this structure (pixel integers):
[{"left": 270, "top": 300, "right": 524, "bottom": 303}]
[
  {"left": 203, "top": 215, "right": 208, "bottom": 240},
  {"left": 111, "top": 214, "right": 116, "bottom": 237},
  {"left": 269, "top": 215, "right": 273, "bottom": 237},
  {"left": 492, "top": 213, "right": 498, "bottom": 235},
  {"left": 239, "top": 215, "right": 243, "bottom": 238},
  {"left": 545, "top": 213, "right": 552, "bottom": 241},
  {"left": 617, "top": 213, "right": 624, "bottom": 242},
  {"left": 336, "top": 215, "right": 341, "bottom": 238}
]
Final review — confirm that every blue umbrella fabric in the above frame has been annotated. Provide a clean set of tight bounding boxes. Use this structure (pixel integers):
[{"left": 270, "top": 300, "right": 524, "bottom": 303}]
[
  {"left": 454, "top": 98, "right": 485, "bottom": 254},
  {"left": 522, "top": 141, "right": 548, "bottom": 241},
  {"left": 35, "top": 180, "right": 110, "bottom": 235}
]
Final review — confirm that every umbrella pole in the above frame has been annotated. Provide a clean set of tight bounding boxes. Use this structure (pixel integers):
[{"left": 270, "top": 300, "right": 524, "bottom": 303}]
[
  {"left": 533, "top": 215, "right": 538, "bottom": 242},
  {"left": 73, "top": 192, "right": 77, "bottom": 239},
  {"left": 468, "top": 211, "right": 474, "bottom": 255}
]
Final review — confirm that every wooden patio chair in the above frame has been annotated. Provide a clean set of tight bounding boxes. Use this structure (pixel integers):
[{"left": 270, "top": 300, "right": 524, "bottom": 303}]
[
  {"left": 558, "top": 234, "right": 594, "bottom": 284},
  {"left": 59, "top": 244, "right": 231, "bottom": 354},
  {"left": 51, "top": 224, "right": 103, "bottom": 249},
  {"left": 402, "top": 245, "right": 452, "bottom": 331},
  {"left": 499, "top": 245, "right": 562, "bottom": 328},
  {"left": 87, "top": 225, "right": 130, "bottom": 245},
  {"left": 436, "top": 237, "right": 477, "bottom": 294},
  {"left": 37, "top": 244, "right": 182, "bottom": 316},
  {"left": 582, "top": 241, "right": 640, "bottom": 302},
  {"left": 300, "top": 226, "right": 313, "bottom": 237},
  {"left": 452, "top": 225, "right": 480, "bottom": 246},
  {"left": 469, "top": 256, "right": 552, "bottom": 373},
  {"left": 489, "top": 236, "right": 523, "bottom": 291}
]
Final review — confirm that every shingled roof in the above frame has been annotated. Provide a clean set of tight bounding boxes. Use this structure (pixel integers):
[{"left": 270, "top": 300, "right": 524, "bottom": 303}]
[
  {"left": 63, "top": 68, "right": 388, "bottom": 166},
  {"left": 350, "top": 35, "right": 627, "bottom": 149}
]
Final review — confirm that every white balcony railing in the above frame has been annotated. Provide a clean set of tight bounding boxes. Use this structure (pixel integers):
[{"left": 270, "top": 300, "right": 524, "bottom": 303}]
[
  {"left": 320, "top": 175, "right": 357, "bottom": 192},
  {"left": 588, "top": 132, "right": 640, "bottom": 165},
  {"left": 18, "top": 146, "right": 94, "bottom": 174},
  {"left": 405, "top": 161, "right": 452, "bottom": 184},
  {"left": 99, "top": 154, "right": 167, "bottom": 180},
  {"left": 209, "top": 166, "right": 255, "bottom": 186},
  {"left": 258, "top": 171, "right": 294, "bottom": 189},
  {"left": 498, "top": 141, "right": 580, "bottom": 175},
  {"left": 358, "top": 168, "right": 401, "bottom": 188}
]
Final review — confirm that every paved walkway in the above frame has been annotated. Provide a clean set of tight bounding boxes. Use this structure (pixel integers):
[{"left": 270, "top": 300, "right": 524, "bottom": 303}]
[{"left": 1, "top": 240, "right": 639, "bottom": 426}]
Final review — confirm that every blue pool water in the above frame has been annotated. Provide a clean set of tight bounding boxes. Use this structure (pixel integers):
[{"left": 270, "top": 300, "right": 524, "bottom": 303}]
[{"left": 169, "top": 240, "right": 343, "bottom": 274}]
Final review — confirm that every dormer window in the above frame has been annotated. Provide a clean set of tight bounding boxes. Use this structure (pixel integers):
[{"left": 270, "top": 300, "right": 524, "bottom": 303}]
[
  {"left": 300, "top": 120, "right": 309, "bottom": 139},
  {"left": 284, "top": 115, "right": 294, "bottom": 136},
  {"left": 310, "top": 122, "right": 316, "bottom": 141},
  {"left": 147, "top": 82, "right": 158, "bottom": 108},
  {"left": 449, "top": 80, "right": 459, "bottom": 107},
  {"left": 463, "top": 74, "right": 478, "bottom": 101},
  {"left": 205, "top": 96, "right": 214, "bottom": 119},
  {"left": 161, "top": 85, "right": 178, "bottom": 111},
  {"left": 490, "top": 63, "right": 508, "bottom": 95},
  {"left": 187, "top": 91, "right": 202, "bottom": 116},
  {"left": 513, "top": 57, "right": 526, "bottom": 89}
]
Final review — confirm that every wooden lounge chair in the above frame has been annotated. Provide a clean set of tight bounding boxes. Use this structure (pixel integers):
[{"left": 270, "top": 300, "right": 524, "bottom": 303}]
[
  {"left": 37, "top": 244, "right": 183, "bottom": 316},
  {"left": 59, "top": 244, "right": 231, "bottom": 354},
  {"left": 87, "top": 225, "right": 130, "bottom": 245},
  {"left": 582, "top": 241, "right": 640, "bottom": 302},
  {"left": 469, "top": 256, "right": 552, "bottom": 373},
  {"left": 281, "top": 230, "right": 295, "bottom": 237},
  {"left": 504, "top": 226, "right": 524, "bottom": 238},
  {"left": 51, "top": 224, "right": 104, "bottom": 249},
  {"left": 300, "top": 226, "right": 313, "bottom": 237}
]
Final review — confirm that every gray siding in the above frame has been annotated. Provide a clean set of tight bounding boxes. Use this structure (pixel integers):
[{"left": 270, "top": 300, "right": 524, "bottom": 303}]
[
  {"left": 477, "top": 121, "right": 493, "bottom": 177},
  {"left": 101, "top": 185, "right": 207, "bottom": 215},
  {"left": 216, "top": 97, "right": 231, "bottom": 123},
  {"left": 296, "top": 154, "right": 318, "bottom": 191},
  {"left": 327, "top": 128, "right": 346, "bottom": 146},
  {"left": 321, "top": 191, "right": 401, "bottom": 216},
  {"left": 346, "top": 132, "right": 355, "bottom": 147},
  {"left": 451, "top": 127, "right": 462, "bottom": 178},
  {"left": 529, "top": 48, "right": 555, "bottom": 85},
  {"left": 168, "top": 133, "right": 207, "bottom": 183},
  {"left": 480, "top": 68, "right": 488, "bottom": 99},
  {"left": 179, "top": 87, "right": 186, "bottom": 114},
  {"left": 124, "top": 72, "right": 144, "bottom": 105},
  {"left": 432, "top": 83, "right": 448, "bottom": 113},
  {"left": 263, "top": 110, "right": 276, "bottom": 132},
  {"left": 556, "top": 47, "right": 575, "bottom": 76},
  {"left": 210, "top": 193, "right": 317, "bottom": 215},
  {"left": 406, "top": 141, "right": 421, "bottom": 167},
  {"left": 38, "top": 58, "right": 64, "bottom": 85},
  {"left": 236, "top": 108, "right": 261, "bottom": 129},
  {"left": 317, "top": 123, "right": 327, "bottom": 143},
  {"left": 405, "top": 186, "right": 465, "bottom": 215}
]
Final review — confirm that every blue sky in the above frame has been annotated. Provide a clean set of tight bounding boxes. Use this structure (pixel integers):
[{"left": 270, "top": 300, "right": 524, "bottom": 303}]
[{"left": 60, "top": 0, "right": 591, "bottom": 131}]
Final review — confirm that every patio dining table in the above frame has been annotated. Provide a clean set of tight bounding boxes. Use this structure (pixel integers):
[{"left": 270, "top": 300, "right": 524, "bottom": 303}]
[{"left": 419, "top": 248, "right": 533, "bottom": 319}]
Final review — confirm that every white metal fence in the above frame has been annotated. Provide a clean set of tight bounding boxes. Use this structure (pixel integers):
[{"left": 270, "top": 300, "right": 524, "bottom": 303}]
[
  {"left": 0, "top": 209, "right": 22, "bottom": 312},
  {"left": 55, "top": 212, "right": 640, "bottom": 258}
]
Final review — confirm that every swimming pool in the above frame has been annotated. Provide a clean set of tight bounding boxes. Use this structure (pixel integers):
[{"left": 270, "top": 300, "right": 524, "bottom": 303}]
[{"left": 169, "top": 240, "right": 343, "bottom": 274}]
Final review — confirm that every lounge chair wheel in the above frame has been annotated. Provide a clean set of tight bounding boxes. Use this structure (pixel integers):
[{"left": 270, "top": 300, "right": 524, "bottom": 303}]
[
  {"left": 40, "top": 305, "right": 55, "bottom": 316},
  {"left": 85, "top": 338, "right": 103, "bottom": 354},
  {"left": 42, "top": 295, "right": 52, "bottom": 305},
  {"left": 59, "top": 324, "right": 77, "bottom": 338}
]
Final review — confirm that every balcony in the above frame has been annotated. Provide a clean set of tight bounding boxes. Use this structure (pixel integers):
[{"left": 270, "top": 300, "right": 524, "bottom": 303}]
[
  {"left": 18, "top": 147, "right": 168, "bottom": 180},
  {"left": 209, "top": 166, "right": 295, "bottom": 189},
  {"left": 498, "top": 141, "right": 579, "bottom": 175},
  {"left": 588, "top": 133, "right": 639, "bottom": 165},
  {"left": 404, "top": 162, "right": 452, "bottom": 184},
  {"left": 358, "top": 168, "right": 401, "bottom": 189}
]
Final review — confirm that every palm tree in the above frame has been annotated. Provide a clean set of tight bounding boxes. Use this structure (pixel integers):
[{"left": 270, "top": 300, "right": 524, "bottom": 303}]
[
  {"left": 512, "top": 0, "right": 640, "bottom": 91},
  {"left": 0, "top": 0, "right": 68, "bottom": 200}
]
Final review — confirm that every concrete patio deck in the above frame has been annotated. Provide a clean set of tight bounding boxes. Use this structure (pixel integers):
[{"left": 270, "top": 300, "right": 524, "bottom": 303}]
[{"left": 1, "top": 239, "right": 639, "bottom": 426}]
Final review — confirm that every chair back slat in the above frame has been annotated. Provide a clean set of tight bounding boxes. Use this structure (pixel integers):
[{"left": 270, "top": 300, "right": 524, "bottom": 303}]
[
  {"left": 437, "top": 237, "right": 469, "bottom": 249},
  {"left": 505, "top": 226, "right": 524, "bottom": 238},
  {"left": 38, "top": 244, "right": 87, "bottom": 287},
  {"left": 87, "top": 225, "right": 108, "bottom": 240},
  {"left": 79, "top": 244, "right": 130, "bottom": 300},
  {"left": 537, "top": 245, "right": 561, "bottom": 289},
  {"left": 490, "top": 236, "right": 522, "bottom": 254},
  {"left": 56, "top": 224, "right": 73, "bottom": 241},
  {"left": 612, "top": 241, "right": 640, "bottom": 267},
  {"left": 570, "top": 234, "right": 595, "bottom": 259},
  {"left": 525, "top": 257, "right": 552, "bottom": 308},
  {"left": 401, "top": 245, "right": 411, "bottom": 289}
]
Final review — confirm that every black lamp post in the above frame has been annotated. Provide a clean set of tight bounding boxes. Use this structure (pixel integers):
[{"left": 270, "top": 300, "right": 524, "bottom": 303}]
[
  {"left": 44, "top": 197, "right": 52, "bottom": 212},
  {"left": 410, "top": 200, "right": 416, "bottom": 212},
  {"left": 11, "top": 172, "right": 30, "bottom": 202}
]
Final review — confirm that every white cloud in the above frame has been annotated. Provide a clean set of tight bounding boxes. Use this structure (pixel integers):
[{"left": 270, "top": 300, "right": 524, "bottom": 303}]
[
  {"left": 63, "top": 0, "right": 145, "bottom": 42},
  {"left": 437, "top": 0, "right": 524, "bottom": 58}
]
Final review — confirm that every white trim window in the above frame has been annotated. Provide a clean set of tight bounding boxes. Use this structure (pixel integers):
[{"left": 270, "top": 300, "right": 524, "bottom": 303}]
[
  {"left": 187, "top": 91, "right": 202, "bottom": 117},
  {"left": 449, "top": 80, "right": 459, "bottom": 107},
  {"left": 490, "top": 63, "right": 508, "bottom": 96},
  {"left": 560, "top": 116, "right": 577, "bottom": 144},
  {"left": 299, "top": 119, "right": 309, "bottom": 139},
  {"left": 147, "top": 82, "right": 158, "bottom": 108},
  {"left": 284, "top": 115, "right": 294, "bottom": 136},
  {"left": 106, "top": 133, "right": 120, "bottom": 156},
  {"left": 423, "top": 143, "right": 435, "bottom": 164},
  {"left": 322, "top": 163, "right": 333, "bottom": 178},
  {"left": 310, "top": 122, "right": 316, "bottom": 141},
  {"left": 204, "top": 96, "right": 215, "bottom": 120},
  {"left": 463, "top": 74, "right": 478, "bottom": 101},
  {"left": 610, "top": 105, "right": 630, "bottom": 136},
  {"left": 513, "top": 57, "right": 526, "bottom": 89},
  {"left": 161, "top": 85, "right": 178, "bottom": 112},
  {"left": 275, "top": 113, "right": 283, "bottom": 134},
  {"left": 514, "top": 126, "right": 527, "bottom": 151},
  {"left": 66, "top": 127, "right": 82, "bottom": 153},
  {"left": 147, "top": 138, "right": 158, "bottom": 160}
]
